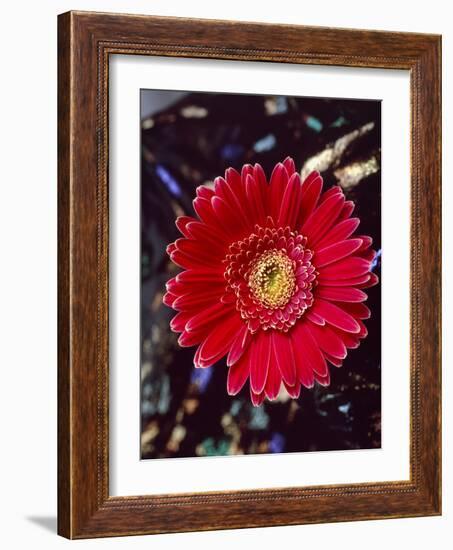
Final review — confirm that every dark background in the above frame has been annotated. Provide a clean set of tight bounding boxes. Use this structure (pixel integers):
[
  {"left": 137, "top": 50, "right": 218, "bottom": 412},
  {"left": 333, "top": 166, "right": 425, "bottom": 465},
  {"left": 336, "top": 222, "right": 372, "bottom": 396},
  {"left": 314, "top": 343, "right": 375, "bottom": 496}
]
[{"left": 140, "top": 90, "right": 381, "bottom": 459}]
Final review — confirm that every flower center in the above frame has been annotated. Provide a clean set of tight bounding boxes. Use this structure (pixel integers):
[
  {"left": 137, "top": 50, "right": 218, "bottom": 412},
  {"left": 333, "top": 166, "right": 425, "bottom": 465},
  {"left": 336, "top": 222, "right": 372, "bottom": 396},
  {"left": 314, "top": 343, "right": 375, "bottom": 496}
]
[
  {"left": 248, "top": 250, "right": 296, "bottom": 309},
  {"left": 223, "top": 223, "right": 316, "bottom": 333}
]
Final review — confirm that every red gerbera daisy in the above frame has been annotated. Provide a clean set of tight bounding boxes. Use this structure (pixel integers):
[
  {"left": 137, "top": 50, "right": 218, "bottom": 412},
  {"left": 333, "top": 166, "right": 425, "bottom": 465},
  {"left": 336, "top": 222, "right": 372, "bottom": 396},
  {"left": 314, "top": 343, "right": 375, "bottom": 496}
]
[{"left": 164, "top": 157, "right": 378, "bottom": 406}]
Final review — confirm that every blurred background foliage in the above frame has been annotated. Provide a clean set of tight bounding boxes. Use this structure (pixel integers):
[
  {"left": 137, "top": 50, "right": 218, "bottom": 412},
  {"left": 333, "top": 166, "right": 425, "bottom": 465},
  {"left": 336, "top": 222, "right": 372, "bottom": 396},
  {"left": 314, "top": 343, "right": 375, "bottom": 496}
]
[{"left": 140, "top": 90, "right": 381, "bottom": 459}]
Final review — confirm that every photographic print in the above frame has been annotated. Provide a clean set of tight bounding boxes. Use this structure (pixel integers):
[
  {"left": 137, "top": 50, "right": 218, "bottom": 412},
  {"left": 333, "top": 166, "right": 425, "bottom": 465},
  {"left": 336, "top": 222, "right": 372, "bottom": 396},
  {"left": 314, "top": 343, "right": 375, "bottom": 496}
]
[
  {"left": 58, "top": 13, "right": 441, "bottom": 537},
  {"left": 140, "top": 89, "right": 381, "bottom": 460}
]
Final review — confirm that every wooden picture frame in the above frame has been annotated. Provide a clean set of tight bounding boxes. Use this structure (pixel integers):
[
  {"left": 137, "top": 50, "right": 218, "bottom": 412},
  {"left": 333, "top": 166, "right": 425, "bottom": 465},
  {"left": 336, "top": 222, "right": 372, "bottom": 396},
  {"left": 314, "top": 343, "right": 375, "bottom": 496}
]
[{"left": 58, "top": 10, "right": 441, "bottom": 539}]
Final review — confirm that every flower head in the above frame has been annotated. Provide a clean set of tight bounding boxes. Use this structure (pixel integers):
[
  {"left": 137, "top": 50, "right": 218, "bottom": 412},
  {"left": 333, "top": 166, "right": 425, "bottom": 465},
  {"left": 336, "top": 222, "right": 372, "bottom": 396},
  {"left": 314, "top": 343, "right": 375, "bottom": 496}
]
[{"left": 164, "top": 157, "right": 378, "bottom": 406}]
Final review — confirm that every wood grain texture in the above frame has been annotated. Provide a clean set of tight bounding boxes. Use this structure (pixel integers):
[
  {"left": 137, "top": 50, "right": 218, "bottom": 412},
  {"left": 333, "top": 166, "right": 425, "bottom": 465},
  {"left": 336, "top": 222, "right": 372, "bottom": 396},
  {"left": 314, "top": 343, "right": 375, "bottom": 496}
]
[
  {"left": 57, "top": 10, "right": 442, "bottom": 539},
  {"left": 57, "top": 11, "right": 71, "bottom": 538}
]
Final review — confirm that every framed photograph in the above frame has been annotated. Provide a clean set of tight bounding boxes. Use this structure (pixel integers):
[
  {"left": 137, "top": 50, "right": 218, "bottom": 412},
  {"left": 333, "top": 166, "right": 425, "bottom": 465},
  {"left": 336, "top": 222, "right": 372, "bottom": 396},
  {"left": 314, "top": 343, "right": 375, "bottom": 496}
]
[{"left": 58, "top": 11, "right": 441, "bottom": 539}]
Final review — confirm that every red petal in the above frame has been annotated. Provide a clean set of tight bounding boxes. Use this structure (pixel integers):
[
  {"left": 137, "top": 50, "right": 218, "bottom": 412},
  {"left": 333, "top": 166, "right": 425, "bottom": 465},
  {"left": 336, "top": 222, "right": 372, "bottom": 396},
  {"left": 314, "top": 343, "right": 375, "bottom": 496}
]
[
  {"left": 357, "top": 272, "right": 379, "bottom": 288},
  {"left": 231, "top": 167, "right": 248, "bottom": 202},
  {"left": 214, "top": 176, "right": 247, "bottom": 220},
  {"left": 357, "top": 319, "right": 368, "bottom": 339},
  {"left": 361, "top": 249, "right": 377, "bottom": 262},
  {"left": 185, "top": 220, "right": 226, "bottom": 247},
  {"left": 245, "top": 174, "right": 267, "bottom": 225},
  {"left": 324, "top": 353, "right": 343, "bottom": 368},
  {"left": 314, "top": 239, "right": 363, "bottom": 268},
  {"left": 169, "top": 278, "right": 225, "bottom": 298},
  {"left": 197, "top": 314, "right": 243, "bottom": 367},
  {"left": 225, "top": 167, "right": 242, "bottom": 191},
  {"left": 250, "top": 388, "right": 266, "bottom": 407},
  {"left": 302, "top": 192, "right": 345, "bottom": 244},
  {"left": 331, "top": 327, "right": 360, "bottom": 349},
  {"left": 193, "top": 196, "right": 221, "bottom": 229},
  {"left": 338, "top": 200, "right": 355, "bottom": 220},
  {"left": 272, "top": 331, "right": 297, "bottom": 386},
  {"left": 250, "top": 331, "right": 272, "bottom": 394},
  {"left": 186, "top": 302, "right": 233, "bottom": 332},
  {"left": 195, "top": 185, "right": 215, "bottom": 200},
  {"left": 170, "top": 310, "right": 192, "bottom": 332},
  {"left": 316, "top": 217, "right": 361, "bottom": 248},
  {"left": 221, "top": 292, "right": 236, "bottom": 304},
  {"left": 178, "top": 330, "right": 204, "bottom": 348},
  {"left": 292, "top": 322, "right": 328, "bottom": 376},
  {"left": 165, "top": 277, "right": 179, "bottom": 293},
  {"left": 311, "top": 299, "right": 361, "bottom": 333},
  {"left": 318, "top": 185, "right": 342, "bottom": 204},
  {"left": 253, "top": 163, "right": 268, "bottom": 186},
  {"left": 283, "top": 156, "right": 296, "bottom": 175},
  {"left": 314, "top": 371, "right": 331, "bottom": 386},
  {"left": 302, "top": 170, "right": 321, "bottom": 187},
  {"left": 166, "top": 242, "right": 176, "bottom": 256},
  {"left": 227, "top": 346, "right": 251, "bottom": 395},
  {"left": 356, "top": 235, "right": 373, "bottom": 252},
  {"left": 318, "top": 257, "right": 371, "bottom": 281},
  {"left": 241, "top": 163, "right": 254, "bottom": 182},
  {"left": 173, "top": 235, "right": 223, "bottom": 261},
  {"left": 278, "top": 173, "right": 302, "bottom": 229},
  {"left": 298, "top": 172, "right": 323, "bottom": 226},
  {"left": 175, "top": 215, "right": 196, "bottom": 237},
  {"left": 340, "top": 302, "right": 371, "bottom": 319},
  {"left": 227, "top": 325, "right": 251, "bottom": 366},
  {"left": 291, "top": 331, "right": 315, "bottom": 388},
  {"left": 176, "top": 268, "right": 224, "bottom": 284},
  {"left": 170, "top": 249, "right": 214, "bottom": 270},
  {"left": 305, "top": 310, "right": 326, "bottom": 326},
  {"left": 172, "top": 289, "right": 221, "bottom": 310},
  {"left": 283, "top": 380, "right": 301, "bottom": 398},
  {"left": 269, "top": 163, "right": 289, "bottom": 221},
  {"left": 317, "top": 272, "right": 372, "bottom": 287},
  {"left": 252, "top": 164, "right": 269, "bottom": 211},
  {"left": 162, "top": 291, "right": 177, "bottom": 307},
  {"left": 316, "top": 286, "right": 367, "bottom": 303},
  {"left": 211, "top": 196, "right": 249, "bottom": 233},
  {"left": 307, "top": 322, "right": 347, "bottom": 360},
  {"left": 264, "top": 347, "right": 282, "bottom": 399}
]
